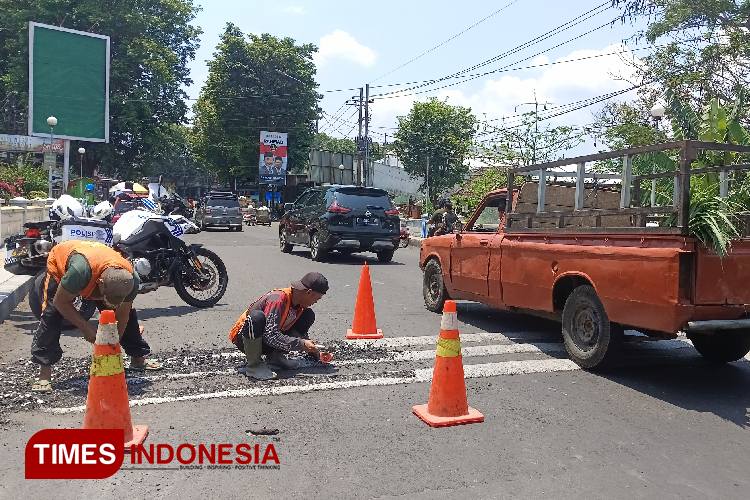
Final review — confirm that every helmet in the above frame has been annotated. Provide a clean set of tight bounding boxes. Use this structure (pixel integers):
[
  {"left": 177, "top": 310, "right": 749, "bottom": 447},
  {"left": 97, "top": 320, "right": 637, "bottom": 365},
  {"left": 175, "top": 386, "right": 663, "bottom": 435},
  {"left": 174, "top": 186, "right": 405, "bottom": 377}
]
[
  {"left": 91, "top": 200, "right": 114, "bottom": 220},
  {"left": 50, "top": 194, "right": 84, "bottom": 220}
]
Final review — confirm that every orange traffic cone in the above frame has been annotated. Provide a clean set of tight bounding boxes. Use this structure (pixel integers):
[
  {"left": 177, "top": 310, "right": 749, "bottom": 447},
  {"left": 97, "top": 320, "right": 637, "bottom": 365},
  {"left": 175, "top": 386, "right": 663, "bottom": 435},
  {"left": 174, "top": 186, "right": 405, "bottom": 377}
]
[
  {"left": 346, "top": 262, "right": 383, "bottom": 339},
  {"left": 412, "top": 300, "right": 484, "bottom": 427},
  {"left": 83, "top": 310, "right": 148, "bottom": 448}
]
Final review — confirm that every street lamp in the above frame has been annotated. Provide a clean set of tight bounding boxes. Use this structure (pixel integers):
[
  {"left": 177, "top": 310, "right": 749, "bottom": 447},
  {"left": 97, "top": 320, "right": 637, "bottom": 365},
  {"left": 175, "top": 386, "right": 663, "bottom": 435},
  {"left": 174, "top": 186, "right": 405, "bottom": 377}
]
[
  {"left": 78, "top": 147, "right": 86, "bottom": 198},
  {"left": 649, "top": 104, "right": 666, "bottom": 206},
  {"left": 338, "top": 164, "right": 345, "bottom": 184},
  {"left": 46, "top": 116, "right": 57, "bottom": 198}
]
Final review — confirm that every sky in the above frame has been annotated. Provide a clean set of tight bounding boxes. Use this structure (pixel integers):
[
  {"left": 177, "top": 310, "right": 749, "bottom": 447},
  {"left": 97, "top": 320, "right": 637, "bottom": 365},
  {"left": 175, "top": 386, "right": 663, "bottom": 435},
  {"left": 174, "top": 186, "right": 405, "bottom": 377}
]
[{"left": 187, "top": 0, "right": 650, "bottom": 150}]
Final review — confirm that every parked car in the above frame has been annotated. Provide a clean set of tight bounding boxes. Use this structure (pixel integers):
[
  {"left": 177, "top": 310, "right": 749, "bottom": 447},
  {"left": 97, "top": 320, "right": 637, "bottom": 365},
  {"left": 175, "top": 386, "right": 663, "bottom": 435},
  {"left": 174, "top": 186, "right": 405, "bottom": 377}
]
[
  {"left": 194, "top": 191, "right": 242, "bottom": 231},
  {"left": 111, "top": 195, "right": 147, "bottom": 224},
  {"left": 279, "top": 186, "right": 400, "bottom": 262},
  {"left": 420, "top": 140, "right": 750, "bottom": 370}
]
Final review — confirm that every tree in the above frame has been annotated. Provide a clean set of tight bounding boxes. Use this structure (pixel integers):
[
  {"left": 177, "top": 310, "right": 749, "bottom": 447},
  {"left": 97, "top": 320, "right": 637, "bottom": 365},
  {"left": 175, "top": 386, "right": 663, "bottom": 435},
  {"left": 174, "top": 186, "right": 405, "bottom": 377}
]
[
  {"left": 452, "top": 167, "right": 507, "bottom": 216},
  {"left": 0, "top": 0, "right": 202, "bottom": 179},
  {"left": 392, "top": 98, "right": 476, "bottom": 203},
  {"left": 477, "top": 111, "right": 585, "bottom": 167},
  {"left": 191, "top": 25, "right": 320, "bottom": 183},
  {"left": 312, "top": 132, "right": 356, "bottom": 154},
  {"left": 613, "top": 0, "right": 750, "bottom": 121}
]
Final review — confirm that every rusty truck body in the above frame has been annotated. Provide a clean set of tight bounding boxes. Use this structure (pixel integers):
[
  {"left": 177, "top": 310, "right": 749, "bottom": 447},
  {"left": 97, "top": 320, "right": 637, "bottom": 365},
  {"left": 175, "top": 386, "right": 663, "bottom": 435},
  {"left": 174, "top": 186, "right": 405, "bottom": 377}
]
[{"left": 420, "top": 141, "right": 750, "bottom": 369}]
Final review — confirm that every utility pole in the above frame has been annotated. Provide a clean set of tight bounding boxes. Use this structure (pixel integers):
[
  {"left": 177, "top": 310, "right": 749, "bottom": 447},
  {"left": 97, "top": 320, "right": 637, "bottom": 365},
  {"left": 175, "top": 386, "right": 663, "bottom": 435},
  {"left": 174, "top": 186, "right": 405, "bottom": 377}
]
[
  {"left": 357, "top": 87, "right": 364, "bottom": 186},
  {"left": 364, "top": 83, "right": 370, "bottom": 187},
  {"left": 425, "top": 156, "right": 430, "bottom": 207}
]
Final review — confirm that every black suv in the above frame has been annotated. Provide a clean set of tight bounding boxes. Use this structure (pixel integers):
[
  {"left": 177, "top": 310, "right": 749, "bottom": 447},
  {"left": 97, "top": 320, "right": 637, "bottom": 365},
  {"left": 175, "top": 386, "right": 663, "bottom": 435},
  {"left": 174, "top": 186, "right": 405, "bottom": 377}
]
[
  {"left": 279, "top": 186, "right": 400, "bottom": 262},
  {"left": 195, "top": 191, "right": 242, "bottom": 231}
]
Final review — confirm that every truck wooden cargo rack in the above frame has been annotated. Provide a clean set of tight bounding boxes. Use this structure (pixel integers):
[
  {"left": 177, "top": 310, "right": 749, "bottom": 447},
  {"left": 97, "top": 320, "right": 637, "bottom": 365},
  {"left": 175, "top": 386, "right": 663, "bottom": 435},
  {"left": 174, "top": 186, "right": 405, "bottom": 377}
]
[{"left": 505, "top": 140, "right": 750, "bottom": 235}]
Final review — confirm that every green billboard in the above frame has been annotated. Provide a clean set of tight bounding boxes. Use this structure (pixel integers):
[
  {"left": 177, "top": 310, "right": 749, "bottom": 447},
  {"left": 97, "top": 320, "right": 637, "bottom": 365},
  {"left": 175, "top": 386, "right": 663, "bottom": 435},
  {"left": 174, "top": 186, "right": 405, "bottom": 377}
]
[{"left": 28, "top": 22, "right": 110, "bottom": 142}]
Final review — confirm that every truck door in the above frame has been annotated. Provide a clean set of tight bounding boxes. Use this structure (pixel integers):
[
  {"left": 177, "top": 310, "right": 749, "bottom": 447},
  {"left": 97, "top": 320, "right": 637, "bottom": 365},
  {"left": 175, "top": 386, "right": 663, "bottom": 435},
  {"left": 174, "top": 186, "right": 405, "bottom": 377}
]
[{"left": 450, "top": 197, "right": 504, "bottom": 297}]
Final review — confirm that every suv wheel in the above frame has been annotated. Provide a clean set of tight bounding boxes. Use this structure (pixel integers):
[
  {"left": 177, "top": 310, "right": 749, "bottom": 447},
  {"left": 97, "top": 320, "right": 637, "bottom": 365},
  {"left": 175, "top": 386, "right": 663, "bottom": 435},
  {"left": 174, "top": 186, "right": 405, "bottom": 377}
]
[
  {"left": 279, "top": 230, "right": 293, "bottom": 253},
  {"left": 309, "top": 232, "right": 326, "bottom": 261},
  {"left": 377, "top": 249, "right": 394, "bottom": 263}
]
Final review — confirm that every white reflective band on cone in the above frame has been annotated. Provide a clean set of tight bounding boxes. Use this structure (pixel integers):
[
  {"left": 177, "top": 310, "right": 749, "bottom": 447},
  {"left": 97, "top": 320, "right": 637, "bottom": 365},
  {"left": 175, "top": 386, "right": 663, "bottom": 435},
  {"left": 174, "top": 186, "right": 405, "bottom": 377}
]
[
  {"left": 440, "top": 312, "right": 459, "bottom": 331},
  {"left": 96, "top": 323, "right": 119, "bottom": 345}
]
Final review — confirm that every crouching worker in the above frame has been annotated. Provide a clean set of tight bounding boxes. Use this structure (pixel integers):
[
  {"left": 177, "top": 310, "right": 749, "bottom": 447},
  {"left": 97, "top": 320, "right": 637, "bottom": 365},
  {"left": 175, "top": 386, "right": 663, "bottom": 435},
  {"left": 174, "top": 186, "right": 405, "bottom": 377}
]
[
  {"left": 229, "top": 272, "right": 329, "bottom": 380},
  {"left": 31, "top": 240, "right": 161, "bottom": 392}
]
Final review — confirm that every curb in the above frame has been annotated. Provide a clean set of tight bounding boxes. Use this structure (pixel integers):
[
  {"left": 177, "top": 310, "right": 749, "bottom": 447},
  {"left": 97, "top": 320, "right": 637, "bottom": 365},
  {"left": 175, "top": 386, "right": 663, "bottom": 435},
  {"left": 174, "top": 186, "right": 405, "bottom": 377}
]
[{"left": 0, "top": 273, "right": 34, "bottom": 324}]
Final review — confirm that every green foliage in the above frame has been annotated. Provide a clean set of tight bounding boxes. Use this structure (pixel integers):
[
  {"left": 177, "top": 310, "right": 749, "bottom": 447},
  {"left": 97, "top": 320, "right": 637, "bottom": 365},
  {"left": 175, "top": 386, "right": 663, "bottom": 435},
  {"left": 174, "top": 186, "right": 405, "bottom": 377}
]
[
  {"left": 452, "top": 167, "right": 508, "bottom": 215},
  {"left": 392, "top": 98, "right": 476, "bottom": 203},
  {"left": 0, "top": 0, "right": 202, "bottom": 178},
  {"left": 0, "top": 162, "right": 48, "bottom": 195},
  {"left": 191, "top": 25, "right": 320, "bottom": 182},
  {"left": 313, "top": 132, "right": 356, "bottom": 155},
  {"left": 613, "top": 1, "right": 750, "bottom": 119},
  {"left": 478, "top": 112, "right": 585, "bottom": 166}
]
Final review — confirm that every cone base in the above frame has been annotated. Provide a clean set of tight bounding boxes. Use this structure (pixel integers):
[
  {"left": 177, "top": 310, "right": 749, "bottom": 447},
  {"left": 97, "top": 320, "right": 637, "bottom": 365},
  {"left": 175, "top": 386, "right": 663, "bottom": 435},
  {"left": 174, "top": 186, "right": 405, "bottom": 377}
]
[
  {"left": 346, "top": 329, "right": 383, "bottom": 340},
  {"left": 124, "top": 425, "right": 149, "bottom": 450},
  {"left": 412, "top": 404, "right": 484, "bottom": 428}
]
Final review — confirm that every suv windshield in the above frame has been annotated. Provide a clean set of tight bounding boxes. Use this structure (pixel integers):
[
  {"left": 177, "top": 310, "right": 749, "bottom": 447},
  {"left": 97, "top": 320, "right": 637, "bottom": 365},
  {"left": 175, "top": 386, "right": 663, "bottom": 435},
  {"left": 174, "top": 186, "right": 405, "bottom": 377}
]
[
  {"left": 206, "top": 198, "right": 239, "bottom": 208},
  {"left": 115, "top": 201, "right": 140, "bottom": 213},
  {"left": 334, "top": 189, "right": 392, "bottom": 210}
]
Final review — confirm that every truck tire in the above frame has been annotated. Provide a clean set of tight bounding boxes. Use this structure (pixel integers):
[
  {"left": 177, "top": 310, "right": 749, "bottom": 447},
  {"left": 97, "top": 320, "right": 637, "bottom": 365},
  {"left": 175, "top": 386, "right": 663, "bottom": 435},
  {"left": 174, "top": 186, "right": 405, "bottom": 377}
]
[
  {"left": 423, "top": 259, "right": 448, "bottom": 313},
  {"left": 689, "top": 331, "right": 750, "bottom": 363},
  {"left": 561, "top": 285, "right": 622, "bottom": 369}
]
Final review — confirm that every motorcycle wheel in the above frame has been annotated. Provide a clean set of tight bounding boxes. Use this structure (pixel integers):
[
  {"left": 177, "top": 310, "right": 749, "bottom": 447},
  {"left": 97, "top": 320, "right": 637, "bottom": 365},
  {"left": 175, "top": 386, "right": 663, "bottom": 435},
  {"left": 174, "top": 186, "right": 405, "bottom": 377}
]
[
  {"left": 174, "top": 247, "right": 228, "bottom": 308},
  {"left": 29, "top": 271, "right": 97, "bottom": 329}
]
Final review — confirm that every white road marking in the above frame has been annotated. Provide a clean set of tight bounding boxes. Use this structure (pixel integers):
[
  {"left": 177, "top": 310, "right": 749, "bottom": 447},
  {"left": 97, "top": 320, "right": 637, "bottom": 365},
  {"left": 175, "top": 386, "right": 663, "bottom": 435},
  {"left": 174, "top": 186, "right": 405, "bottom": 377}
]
[
  {"left": 48, "top": 358, "right": 583, "bottom": 414},
  {"left": 343, "top": 331, "right": 510, "bottom": 348}
]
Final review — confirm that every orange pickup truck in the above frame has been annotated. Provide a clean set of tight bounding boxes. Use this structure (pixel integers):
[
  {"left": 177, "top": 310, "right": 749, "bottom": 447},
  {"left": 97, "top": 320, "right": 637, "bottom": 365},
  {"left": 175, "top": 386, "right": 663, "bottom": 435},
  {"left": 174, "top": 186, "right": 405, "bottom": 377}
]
[{"left": 420, "top": 141, "right": 750, "bottom": 369}]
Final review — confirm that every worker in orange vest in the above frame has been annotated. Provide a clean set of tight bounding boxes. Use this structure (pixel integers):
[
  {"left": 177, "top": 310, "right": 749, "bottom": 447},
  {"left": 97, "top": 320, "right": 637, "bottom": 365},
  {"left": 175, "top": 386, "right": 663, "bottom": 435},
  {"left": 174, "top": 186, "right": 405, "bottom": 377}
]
[
  {"left": 229, "top": 272, "right": 328, "bottom": 380},
  {"left": 30, "top": 241, "right": 161, "bottom": 392}
]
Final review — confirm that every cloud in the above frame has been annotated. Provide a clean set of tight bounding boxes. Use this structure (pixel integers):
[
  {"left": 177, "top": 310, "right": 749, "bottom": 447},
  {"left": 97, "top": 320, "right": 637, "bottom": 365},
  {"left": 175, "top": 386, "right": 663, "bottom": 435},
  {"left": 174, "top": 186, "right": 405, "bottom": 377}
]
[
  {"left": 367, "top": 44, "right": 643, "bottom": 139},
  {"left": 314, "top": 30, "right": 377, "bottom": 68},
  {"left": 282, "top": 5, "right": 305, "bottom": 15}
]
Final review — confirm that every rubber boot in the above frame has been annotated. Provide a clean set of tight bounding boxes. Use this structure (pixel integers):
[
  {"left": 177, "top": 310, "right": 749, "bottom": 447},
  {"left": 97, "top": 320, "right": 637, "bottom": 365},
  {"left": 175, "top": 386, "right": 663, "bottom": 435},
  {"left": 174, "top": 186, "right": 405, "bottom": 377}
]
[
  {"left": 267, "top": 350, "right": 303, "bottom": 370},
  {"left": 242, "top": 337, "right": 277, "bottom": 380}
]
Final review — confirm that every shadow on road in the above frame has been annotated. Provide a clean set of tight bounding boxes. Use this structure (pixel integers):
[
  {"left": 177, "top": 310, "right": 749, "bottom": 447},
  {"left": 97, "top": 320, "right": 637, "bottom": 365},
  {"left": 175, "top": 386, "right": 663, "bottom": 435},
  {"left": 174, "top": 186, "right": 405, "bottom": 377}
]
[
  {"left": 138, "top": 304, "right": 209, "bottom": 320},
  {"left": 288, "top": 249, "right": 406, "bottom": 266},
  {"left": 456, "top": 302, "right": 750, "bottom": 428}
]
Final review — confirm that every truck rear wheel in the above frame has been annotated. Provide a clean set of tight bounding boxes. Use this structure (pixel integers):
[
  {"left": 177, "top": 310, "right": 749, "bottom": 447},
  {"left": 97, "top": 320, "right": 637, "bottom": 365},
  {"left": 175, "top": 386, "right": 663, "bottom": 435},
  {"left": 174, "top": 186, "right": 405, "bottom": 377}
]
[
  {"left": 561, "top": 285, "right": 622, "bottom": 369},
  {"left": 423, "top": 259, "right": 447, "bottom": 312},
  {"left": 689, "top": 331, "right": 750, "bottom": 363}
]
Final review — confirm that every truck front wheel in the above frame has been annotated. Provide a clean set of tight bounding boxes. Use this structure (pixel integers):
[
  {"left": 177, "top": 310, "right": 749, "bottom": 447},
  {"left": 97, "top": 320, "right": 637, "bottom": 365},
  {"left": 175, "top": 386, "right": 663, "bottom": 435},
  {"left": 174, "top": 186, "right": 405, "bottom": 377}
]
[
  {"left": 689, "top": 331, "right": 750, "bottom": 363},
  {"left": 561, "top": 285, "right": 623, "bottom": 369},
  {"left": 423, "top": 259, "right": 447, "bottom": 312}
]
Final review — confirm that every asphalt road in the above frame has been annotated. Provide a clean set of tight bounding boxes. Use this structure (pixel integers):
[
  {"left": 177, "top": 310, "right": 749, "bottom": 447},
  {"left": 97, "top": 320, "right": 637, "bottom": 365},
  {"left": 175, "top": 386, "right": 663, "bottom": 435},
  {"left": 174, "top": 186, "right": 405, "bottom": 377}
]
[{"left": 1, "top": 224, "right": 749, "bottom": 499}]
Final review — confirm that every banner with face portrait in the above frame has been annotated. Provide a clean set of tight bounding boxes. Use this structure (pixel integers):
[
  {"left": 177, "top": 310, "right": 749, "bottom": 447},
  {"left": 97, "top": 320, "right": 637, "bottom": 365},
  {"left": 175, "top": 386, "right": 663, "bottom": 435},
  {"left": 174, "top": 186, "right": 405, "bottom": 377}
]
[{"left": 259, "top": 131, "right": 288, "bottom": 185}]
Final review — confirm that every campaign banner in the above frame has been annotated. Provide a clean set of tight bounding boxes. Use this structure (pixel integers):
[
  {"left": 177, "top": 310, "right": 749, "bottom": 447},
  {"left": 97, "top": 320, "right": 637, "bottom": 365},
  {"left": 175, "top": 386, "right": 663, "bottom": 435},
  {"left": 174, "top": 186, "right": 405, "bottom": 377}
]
[{"left": 259, "top": 131, "right": 287, "bottom": 185}]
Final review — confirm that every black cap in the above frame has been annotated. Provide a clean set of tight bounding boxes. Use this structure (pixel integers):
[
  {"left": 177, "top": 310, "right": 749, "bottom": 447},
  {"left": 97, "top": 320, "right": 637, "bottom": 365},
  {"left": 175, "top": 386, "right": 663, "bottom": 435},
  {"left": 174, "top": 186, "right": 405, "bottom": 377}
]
[{"left": 291, "top": 272, "right": 329, "bottom": 294}]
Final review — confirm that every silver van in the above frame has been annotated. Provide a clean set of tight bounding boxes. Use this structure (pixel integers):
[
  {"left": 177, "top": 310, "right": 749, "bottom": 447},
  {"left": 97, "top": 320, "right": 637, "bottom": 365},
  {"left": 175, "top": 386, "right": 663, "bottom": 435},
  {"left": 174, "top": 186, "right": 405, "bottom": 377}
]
[{"left": 195, "top": 191, "right": 243, "bottom": 231}]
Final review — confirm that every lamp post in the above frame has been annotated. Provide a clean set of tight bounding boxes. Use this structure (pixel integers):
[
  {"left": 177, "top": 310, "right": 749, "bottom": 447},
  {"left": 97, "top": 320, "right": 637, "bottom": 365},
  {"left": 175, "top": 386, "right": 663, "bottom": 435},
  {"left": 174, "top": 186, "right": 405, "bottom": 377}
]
[
  {"left": 46, "top": 116, "right": 57, "bottom": 198},
  {"left": 649, "top": 104, "right": 665, "bottom": 207},
  {"left": 338, "top": 164, "right": 345, "bottom": 184},
  {"left": 78, "top": 147, "right": 86, "bottom": 199}
]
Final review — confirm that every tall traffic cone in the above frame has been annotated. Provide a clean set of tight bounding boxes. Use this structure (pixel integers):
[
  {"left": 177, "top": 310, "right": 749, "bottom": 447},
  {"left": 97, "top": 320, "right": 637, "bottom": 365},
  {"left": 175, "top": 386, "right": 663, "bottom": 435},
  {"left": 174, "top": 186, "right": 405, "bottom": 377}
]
[
  {"left": 412, "top": 300, "right": 484, "bottom": 427},
  {"left": 346, "top": 262, "right": 383, "bottom": 339},
  {"left": 83, "top": 310, "right": 148, "bottom": 448}
]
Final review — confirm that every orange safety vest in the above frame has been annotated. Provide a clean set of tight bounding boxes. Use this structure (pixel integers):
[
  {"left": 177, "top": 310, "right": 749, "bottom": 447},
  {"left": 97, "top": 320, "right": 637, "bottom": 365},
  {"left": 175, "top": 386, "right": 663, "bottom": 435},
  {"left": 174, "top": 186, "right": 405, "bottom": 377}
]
[
  {"left": 228, "top": 287, "right": 300, "bottom": 342},
  {"left": 47, "top": 240, "right": 133, "bottom": 299}
]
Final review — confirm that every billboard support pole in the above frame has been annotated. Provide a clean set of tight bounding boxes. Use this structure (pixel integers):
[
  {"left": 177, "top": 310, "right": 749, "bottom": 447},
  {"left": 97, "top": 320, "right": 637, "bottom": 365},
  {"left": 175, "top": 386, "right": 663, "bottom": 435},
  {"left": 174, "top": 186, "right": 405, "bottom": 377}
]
[{"left": 62, "top": 139, "right": 70, "bottom": 194}]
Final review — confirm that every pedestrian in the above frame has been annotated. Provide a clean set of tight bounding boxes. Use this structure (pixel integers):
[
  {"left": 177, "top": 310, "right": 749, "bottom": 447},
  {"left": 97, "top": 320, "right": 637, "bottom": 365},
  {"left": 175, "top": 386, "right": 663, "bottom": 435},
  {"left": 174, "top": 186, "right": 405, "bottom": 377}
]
[
  {"left": 228, "top": 272, "right": 329, "bottom": 380},
  {"left": 31, "top": 240, "right": 162, "bottom": 392},
  {"left": 428, "top": 200, "right": 460, "bottom": 237}
]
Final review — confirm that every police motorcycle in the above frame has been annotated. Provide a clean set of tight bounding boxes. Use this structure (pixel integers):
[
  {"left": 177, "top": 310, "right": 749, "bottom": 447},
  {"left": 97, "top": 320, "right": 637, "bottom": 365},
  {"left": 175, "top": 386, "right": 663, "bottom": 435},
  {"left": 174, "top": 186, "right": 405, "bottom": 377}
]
[
  {"left": 112, "top": 205, "right": 227, "bottom": 307},
  {"left": 4, "top": 195, "right": 111, "bottom": 276},
  {"left": 26, "top": 196, "right": 113, "bottom": 326}
]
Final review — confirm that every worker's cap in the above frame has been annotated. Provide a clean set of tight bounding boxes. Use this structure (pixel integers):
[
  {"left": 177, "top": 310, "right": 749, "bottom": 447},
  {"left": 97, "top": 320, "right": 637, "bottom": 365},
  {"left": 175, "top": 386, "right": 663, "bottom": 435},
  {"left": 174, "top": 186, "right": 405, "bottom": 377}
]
[
  {"left": 99, "top": 267, "right": 134, "bottom": 306},
  {"left": 291, "top": 272, "right": 329, "bottom": 295}
]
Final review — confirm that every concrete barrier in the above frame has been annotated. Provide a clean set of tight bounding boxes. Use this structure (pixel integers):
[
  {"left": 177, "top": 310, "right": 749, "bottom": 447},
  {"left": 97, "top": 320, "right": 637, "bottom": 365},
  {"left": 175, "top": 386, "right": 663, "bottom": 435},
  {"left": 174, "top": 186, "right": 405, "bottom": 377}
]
[{"left": 0, "top": 203, "right": 50, "bottom": 240}]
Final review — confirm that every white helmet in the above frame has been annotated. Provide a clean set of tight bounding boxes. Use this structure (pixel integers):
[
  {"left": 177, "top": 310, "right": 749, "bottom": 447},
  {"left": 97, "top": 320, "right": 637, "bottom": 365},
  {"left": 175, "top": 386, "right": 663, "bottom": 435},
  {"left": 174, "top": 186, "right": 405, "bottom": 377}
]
[
  {"left": 50, "top": 194, "right": 84, "bottom": 220},
  {"left": 91, "top": 200, "right": 114, "bottom": 220}
]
